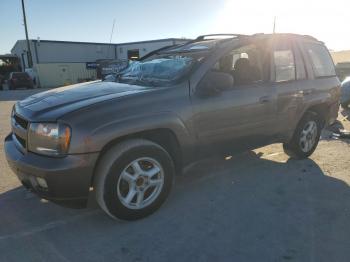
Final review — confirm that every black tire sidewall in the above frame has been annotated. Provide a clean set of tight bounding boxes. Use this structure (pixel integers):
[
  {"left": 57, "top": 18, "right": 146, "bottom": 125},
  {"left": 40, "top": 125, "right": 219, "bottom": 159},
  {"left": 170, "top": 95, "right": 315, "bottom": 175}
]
[
  {"left": 102, "top": 144, "right": 174, "bottom": 220},
  {"left": 288, "top": 112, "right": 322, "bottom": 158}
]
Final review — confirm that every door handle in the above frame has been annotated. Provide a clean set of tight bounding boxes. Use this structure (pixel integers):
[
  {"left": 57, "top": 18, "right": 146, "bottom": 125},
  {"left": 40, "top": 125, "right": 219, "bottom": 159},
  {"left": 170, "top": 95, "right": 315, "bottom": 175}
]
[
  {"left": 259, "top": 96, "right": 271, "bottom": 103},
  {"left": 301, "top": 90, "right": 313, "bottom": 95}
]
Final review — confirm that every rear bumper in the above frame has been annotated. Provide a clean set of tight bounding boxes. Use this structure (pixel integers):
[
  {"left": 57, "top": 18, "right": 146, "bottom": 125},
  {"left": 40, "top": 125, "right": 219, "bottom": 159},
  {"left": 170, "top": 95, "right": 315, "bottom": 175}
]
[
  {"left": 4, "top": 134, "right": 99, "bottom": 206},
  {"left": 327, "top": 101, "right": 340, "bottom": 126}
]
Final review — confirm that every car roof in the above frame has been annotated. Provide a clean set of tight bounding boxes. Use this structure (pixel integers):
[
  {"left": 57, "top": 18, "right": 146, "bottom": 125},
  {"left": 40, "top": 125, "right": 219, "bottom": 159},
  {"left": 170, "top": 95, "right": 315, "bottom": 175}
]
[
  {"left": 142, "top": 33, "right": 323, "bottom": 59},
  {"left": 193, "top": 33, "right": 321, "bottom": 44}
]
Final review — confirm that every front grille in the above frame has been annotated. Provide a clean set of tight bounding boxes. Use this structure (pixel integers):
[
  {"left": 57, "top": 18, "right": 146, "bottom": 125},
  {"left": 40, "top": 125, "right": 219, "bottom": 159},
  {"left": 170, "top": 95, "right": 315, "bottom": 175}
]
[
  {"left": 14, "top": 133, "right": 26, "bottom": 148},
  {"left": 12, "top": 113, "right": 29, "bottom": 151},
  {"left": 13, "top": 114, "right": 28, "bottom": 129}
]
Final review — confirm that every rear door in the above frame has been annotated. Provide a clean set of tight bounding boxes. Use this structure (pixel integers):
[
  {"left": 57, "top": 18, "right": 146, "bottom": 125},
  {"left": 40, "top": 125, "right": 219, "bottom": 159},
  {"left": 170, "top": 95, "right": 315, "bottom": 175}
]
[
  {"left": 298, "top": 40, "right": 340, "bottom": 124},
  {"left": 271, "top": 38, "right": 306, "bottom": 137}
]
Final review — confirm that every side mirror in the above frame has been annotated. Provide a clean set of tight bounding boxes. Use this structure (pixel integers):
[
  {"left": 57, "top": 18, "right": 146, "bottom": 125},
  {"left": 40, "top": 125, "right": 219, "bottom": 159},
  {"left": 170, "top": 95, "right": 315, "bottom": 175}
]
[{"left": 197, "top": 70, "right": 234, "bottom": 97}]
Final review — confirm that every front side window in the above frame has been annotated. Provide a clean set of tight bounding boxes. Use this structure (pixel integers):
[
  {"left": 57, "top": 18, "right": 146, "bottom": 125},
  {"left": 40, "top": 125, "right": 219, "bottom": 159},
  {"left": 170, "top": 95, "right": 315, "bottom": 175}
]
[
  {"left": 211, "top": 44, "right": 265, "bottom": 86},
  {"left": 304, "top": 42, "right": 336, "bottom": 78},
  {"left": 273, "top": 44, "right": 296, "bottom": 82}
]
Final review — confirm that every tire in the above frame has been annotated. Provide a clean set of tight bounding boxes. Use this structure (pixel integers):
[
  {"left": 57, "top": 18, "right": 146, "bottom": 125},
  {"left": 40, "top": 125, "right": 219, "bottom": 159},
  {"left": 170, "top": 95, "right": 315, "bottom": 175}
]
[
  {"left": 94, "top": 139, "right": 175, "bottom": 220},
  {"left": 283, "top": 111, "right": 322, "bottom": 159}
]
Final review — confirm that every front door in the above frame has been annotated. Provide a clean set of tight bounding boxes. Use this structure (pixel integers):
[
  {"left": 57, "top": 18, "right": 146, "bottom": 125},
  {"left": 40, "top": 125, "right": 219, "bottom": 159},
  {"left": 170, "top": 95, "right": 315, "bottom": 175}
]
[{"left": 192, "top": 42, "right": 277, "bottom": 154}]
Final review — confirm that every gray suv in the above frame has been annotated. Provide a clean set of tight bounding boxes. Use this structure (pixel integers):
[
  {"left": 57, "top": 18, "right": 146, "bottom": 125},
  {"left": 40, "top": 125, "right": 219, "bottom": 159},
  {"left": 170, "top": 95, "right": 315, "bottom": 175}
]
[{"left": 5, "top": 33, "right": 340, "bottom": 220}]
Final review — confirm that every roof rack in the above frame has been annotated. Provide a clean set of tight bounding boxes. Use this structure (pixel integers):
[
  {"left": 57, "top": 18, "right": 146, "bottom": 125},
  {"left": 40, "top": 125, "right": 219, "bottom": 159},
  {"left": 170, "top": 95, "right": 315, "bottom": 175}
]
[
  {"left": 302, "top": 35, "right": 318, "bottom": 41},
  {"left": 252, "top": 33, "right": 319, "bottom": 42},
  {"left": 195, "top": 34, "right": 248, "bottom": 41}
]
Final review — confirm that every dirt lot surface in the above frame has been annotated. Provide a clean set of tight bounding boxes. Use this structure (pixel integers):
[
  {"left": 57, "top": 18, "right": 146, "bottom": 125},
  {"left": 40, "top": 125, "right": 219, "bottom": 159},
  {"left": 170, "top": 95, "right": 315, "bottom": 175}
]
[{"left": 0, "top": 89, "right": 349, "bottom": 262}]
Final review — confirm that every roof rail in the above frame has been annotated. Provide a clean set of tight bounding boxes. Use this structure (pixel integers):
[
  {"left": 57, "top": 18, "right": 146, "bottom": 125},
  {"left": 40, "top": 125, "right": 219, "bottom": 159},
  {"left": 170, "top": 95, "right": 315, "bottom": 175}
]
[{"left": 195, "top": 34, "right": 248, "bottom": 41}]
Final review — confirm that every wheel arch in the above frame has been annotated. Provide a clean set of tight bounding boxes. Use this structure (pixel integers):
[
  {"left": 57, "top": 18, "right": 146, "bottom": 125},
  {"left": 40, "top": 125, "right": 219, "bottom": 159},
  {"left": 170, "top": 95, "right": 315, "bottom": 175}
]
[
  {"left": 303, "top": 103, "right": 330, "bottom": 127},
  {"left": 90, "top": 128, "right": 183, "bottom": 187}
]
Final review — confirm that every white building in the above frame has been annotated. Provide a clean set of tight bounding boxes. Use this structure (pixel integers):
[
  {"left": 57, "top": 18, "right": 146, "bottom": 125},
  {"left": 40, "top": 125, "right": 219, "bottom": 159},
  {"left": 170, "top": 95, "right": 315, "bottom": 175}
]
[{"left": 11, "top": 38, "right": 189, "bottom": 88}]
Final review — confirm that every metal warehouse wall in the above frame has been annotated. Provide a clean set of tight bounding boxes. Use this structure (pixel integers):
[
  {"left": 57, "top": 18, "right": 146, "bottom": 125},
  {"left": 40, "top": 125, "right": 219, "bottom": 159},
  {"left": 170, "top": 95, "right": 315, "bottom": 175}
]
[
  {"left": 11, "top": 40, "right": 34, "bottom": 69},
  {"left": 117, "top": 39, "right": 188, "bottom": 60},
  {"left": 11, "top": 38, "right": 190, "bottom": 88},
  {"left": 35, "top": 63, "right": 97, "bottom": 88},
  {"left": 34, "top": 41, "right": 116, "bottom": 63}
]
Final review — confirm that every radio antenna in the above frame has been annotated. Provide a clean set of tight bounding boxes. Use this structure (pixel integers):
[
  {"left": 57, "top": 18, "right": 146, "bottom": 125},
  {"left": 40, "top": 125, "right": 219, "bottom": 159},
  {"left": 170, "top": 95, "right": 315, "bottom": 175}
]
[{"left": 107, "top": 19, "right": 116, "bottom": 59}]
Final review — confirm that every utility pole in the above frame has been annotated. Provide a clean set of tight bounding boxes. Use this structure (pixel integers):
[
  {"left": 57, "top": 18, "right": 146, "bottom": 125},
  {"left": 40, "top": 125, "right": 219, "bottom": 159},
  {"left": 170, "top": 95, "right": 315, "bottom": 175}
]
[
  {"left": 273, "top": 16, "right": 276, "bottom": 34},
  {"left": 21, "top": 0, "right": 33, "bottom": 68}
]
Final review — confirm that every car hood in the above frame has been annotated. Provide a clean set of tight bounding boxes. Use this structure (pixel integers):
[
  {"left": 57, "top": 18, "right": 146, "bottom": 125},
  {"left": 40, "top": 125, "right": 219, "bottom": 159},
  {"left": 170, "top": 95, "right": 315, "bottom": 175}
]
[{"left": 15, "top": 81, "right": 150, "bottom": 121}]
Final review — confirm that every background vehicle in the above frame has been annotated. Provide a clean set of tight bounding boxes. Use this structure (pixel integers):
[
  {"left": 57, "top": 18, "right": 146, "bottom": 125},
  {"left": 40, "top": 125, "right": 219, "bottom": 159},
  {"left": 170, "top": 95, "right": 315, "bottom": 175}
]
[
  {"left": 341, "top": 77, "right": 350, "bottom": 108},
  {"left": 5, "top": 33, "right": 340, "bottom": 220},
  {"left": 7, "top": 72, "right": 34, "bottom": 90},
  {"left": 24, "top": 68, "right": 37, "bottom": 87}
]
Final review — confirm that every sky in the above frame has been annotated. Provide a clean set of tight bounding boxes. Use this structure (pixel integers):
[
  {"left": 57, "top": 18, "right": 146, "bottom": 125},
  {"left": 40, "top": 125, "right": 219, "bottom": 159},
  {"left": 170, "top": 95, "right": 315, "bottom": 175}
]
[{"left": 0, "top": 0, "right": 349, "bottom": 54}]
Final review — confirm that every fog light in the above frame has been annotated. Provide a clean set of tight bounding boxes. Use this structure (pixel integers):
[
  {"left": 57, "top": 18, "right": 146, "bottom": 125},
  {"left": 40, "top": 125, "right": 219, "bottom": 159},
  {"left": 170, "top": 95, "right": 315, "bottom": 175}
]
[{"left": 36, "top": 177, "right": 48, "bottom": 189}]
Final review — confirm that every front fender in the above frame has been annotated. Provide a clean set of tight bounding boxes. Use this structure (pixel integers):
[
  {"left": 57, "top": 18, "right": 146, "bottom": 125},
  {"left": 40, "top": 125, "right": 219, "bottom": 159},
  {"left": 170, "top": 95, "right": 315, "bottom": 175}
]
[{"left": 71, "top": 111, "right": 195, "bottom": 161}]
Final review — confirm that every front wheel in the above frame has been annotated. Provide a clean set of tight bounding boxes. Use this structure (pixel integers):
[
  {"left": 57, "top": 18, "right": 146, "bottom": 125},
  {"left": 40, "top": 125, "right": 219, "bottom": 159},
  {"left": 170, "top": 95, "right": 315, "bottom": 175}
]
[
  {"left": 283, "top": 112, "right": 322, "bottom": 159},
  {"left": 94, "top": 139, "right": 174, "bottom": 220}
]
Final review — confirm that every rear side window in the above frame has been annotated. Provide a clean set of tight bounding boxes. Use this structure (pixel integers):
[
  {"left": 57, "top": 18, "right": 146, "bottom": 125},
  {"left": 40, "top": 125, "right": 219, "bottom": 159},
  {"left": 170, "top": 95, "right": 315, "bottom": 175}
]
[
  {"left": 304, "top": 43, "right": 336, "bottom": 78},
  {"left": 273, "top": 47, "right": 296, "bottom": 82}
]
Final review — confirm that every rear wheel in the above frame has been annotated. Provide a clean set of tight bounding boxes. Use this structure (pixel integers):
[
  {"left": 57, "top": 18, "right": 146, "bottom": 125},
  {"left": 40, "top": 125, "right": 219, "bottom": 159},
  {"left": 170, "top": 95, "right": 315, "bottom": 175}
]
[
  {"left": 283, "top": 112, "right": 322, "bottom": 159},
  {"left": 94, "top": 139, "right": 174, "bottom": 220}
]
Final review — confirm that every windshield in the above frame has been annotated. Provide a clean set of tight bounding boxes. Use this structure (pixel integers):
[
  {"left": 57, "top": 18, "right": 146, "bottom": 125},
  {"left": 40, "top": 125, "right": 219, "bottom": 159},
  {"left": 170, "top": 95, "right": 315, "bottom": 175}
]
[{"left": 117, "top": 54, "right": 198, "bottom": 86}]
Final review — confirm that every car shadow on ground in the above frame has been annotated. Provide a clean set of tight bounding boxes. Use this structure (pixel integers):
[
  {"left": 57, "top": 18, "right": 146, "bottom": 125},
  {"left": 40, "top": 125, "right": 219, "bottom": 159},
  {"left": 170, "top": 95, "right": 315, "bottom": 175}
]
[{"left": 0, "top": 151, "right": 349, "bottom": 262}]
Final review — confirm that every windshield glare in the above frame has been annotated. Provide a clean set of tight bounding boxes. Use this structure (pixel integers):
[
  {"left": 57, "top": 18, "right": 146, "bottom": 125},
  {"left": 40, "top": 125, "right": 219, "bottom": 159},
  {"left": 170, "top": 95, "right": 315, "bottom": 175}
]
[{"left": 119, "top": 55, "right": 194, "bottom": 84}]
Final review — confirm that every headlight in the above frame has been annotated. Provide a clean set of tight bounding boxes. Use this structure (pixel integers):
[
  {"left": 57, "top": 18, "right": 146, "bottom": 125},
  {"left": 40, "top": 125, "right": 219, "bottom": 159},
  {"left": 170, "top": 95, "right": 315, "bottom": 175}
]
[{"left": 28, "top": 122, "right": 71, "bottom": 156}]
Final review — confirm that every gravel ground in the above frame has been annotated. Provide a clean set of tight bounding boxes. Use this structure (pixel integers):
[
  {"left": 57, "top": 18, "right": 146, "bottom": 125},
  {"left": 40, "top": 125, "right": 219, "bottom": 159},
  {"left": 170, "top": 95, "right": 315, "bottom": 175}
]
[{"left": 0, "top": 89, "right": 349, "bottom": 262}]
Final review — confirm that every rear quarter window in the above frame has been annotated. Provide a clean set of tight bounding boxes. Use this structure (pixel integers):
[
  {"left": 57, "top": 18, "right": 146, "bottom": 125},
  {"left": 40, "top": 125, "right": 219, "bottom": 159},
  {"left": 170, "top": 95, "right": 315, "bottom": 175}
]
[{"left": 304, "top": 42, "right": 336, "bottom": 78}]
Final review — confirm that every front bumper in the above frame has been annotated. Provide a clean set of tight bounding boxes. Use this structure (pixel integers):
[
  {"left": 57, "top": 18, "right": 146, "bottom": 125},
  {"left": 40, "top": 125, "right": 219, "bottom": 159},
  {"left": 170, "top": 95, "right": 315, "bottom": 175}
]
[{"left": 4, "top": 134, "right": 99, "bottom": 206}]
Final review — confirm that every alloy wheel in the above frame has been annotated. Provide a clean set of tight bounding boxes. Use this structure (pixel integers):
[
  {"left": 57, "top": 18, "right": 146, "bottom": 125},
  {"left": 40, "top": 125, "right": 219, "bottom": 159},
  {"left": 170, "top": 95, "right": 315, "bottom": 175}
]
[{"left": 117, "top": 157, "right": 164, "bottom": 210}]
